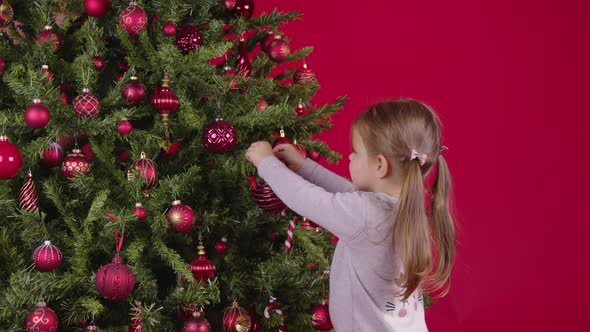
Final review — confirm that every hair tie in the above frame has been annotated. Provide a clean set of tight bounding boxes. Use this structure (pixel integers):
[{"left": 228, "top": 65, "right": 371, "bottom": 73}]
[{"left": 410, "top": 149, "right": 427, "bottom": 166}]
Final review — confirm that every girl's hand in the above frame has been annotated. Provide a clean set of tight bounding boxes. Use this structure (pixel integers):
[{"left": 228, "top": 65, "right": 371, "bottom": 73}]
[
  {"left": 273, "top": 143, "right": 306, "bottom": 173},
  {"left": 246, "top": 141, "right": 274, "bottom": 167}
]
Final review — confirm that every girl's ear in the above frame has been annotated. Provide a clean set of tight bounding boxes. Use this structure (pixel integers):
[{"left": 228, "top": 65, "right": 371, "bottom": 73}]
[{"left": 375, "top": 154, "right": 390, "bottom": 178}]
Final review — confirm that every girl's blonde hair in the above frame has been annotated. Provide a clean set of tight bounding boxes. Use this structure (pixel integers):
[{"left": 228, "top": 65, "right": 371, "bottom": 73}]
[{"left": 352, "top": 98, "right": 456, "bottom": 301}]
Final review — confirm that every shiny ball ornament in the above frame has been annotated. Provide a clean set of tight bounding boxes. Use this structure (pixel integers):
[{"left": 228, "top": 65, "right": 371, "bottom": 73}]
[
  {"left": 36, "top": 25, "right": 63, "bottom": 51},
  {"left": 73, "top": 88, "right": 101, "bottom": 119},
  {"left": 183, "top": 312, "right": 212, "bottom": 332},
  {"left": 26, "top": 302, "right": 58, "bottom": 332},
  {"left": 32, "top": 240, "right": 62, "bottom": 272},
  {"left": 40, "top": 142, "right": 64, "bottom": 168},
  {"left": 122, "top": 76, "right": 147, "bottom": 105},
  {"left": 162, "top": 20, "right": 176, "bottom": 37},
  {"left": 118, "top": 118, "right": 133, "bottom": 136},
  {"left": 0, "top": 0, "right": 14, "bottom": 30},
  {"left": 248, "top": 175, "right": 287, "bottom": 214},
  {"left": 84, "top": 0, "right": 110, "bottom": 17},
  {"left": 222, "top": 66, "right": 239, "bottom": 92},
  {"left": 94, "top": 255, "right": 136, "bottom": 300},
  {"left": 133, "top": 202, "right": 147, "bottom": 221},
  {"left": 294, "top": 62, "right": 315, "bottom": 84},
  {"left": 295, "top": 101, "right": 310, "bottom": 117},
  {"left": 266, "top": 36, "right": 290, "bottom": 63},
  {"left": 0, "top": 135, "right": 23, "bottom": 179},
  {"left": 19, "top": 171, "right": 39, "bottom": 212},
  {"left": 151, "top": 74, "right": 179, "bottom": 116},
  {"left": 222, "top": 301, "right": 251, "bottom": 332},
  {"left": 166, "top": 200, "right": 194, "bottom": 233},
  {"left": 233, "top": 0, "right": 254, "bottom": 19},
  {"left": 309, "top": 150, "right": 321, "bottom": 162},
  {"left": 202, "top": 118, "right": 237, "bottom": 154},
  {"left": 127, "top": 152, "right": 158, "bottom": 192},
  {"left": 61, "top": 149, "right": 91, "bottom": 178},
  {"left": 236, "top": 39, "right": 251, "bottom": 77},
  {"left": 119, "top": 2, "right": 147, "bottom": 35},
  {"left": 92, "top": 55, "right": 105, "bottom": 71},
  {"left": 223, "top": 0, "right": 236, "bottom": 10},
  {"left": 24, "top": 99, "right": 50, "bottom": 129},
  {"left": 190, "top": 242, "right": 216, "bottom": 282},
  {"left": 214, "top": 237, "right": 228, "bottom": 254},
  {"left": 175, "top": 24, "right": 203, "bottom": 54},
  {"left": 311, "top": 300, "right": 333, "bottom": 331}
]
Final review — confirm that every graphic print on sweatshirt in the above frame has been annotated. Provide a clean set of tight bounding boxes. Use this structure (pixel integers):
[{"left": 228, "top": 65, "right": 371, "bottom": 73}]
[{"left": 383, "top": 290, "right": 424, "bottom": 328}]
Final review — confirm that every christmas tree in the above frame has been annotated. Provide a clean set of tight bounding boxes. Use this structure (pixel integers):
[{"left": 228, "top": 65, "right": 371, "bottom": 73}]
[{"left": 0, "top": 0, "right": 348, "bottom": 330}]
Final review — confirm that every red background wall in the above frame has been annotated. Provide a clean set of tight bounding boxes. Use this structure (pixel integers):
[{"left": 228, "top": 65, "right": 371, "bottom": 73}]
[{"left": 256, "top": 0, "right": 589, "bottom": 330}]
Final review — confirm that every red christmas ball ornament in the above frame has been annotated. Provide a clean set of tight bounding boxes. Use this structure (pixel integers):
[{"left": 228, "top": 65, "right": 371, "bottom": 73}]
[
  {"left": 162, "top": 20, "right": 176, "bottom": 37},
  {"left": 92, "top": 55, "right": 105, "bottom": 71},
  {"left": 295, "top": 100, "right": 310, "bottom": 117},
  {"left": 114, "top": 72, "right": 124, "bottom": 82},
  {"left": 248, "top": 175, "right": 287, "bottom": 214},
  {"left": 84, "top": 0, "right": 110, "bottom": 17},
  {"left": 127, "top": 152, "right": 158, "bottom": 193},
  {"left": 266, "top": 36, "right": 290, "bottom": 63},
  {"left": 122, "top": 76, "right": 147, "bottom": 105},
  {"left": 24, "top": 99, "right": 50, "bottom": 129},
  {"left": 311, "top": 299, "right": 333, "bottom": 331},
  {"left": 309, "top": 149, "right": 321, "bottom": 162},
  {"left": 0, "top": 135, "right": 23, "bottom": 179},
  {"left": 151, "top": 73, "right": 179, "bottom": 117},
  {"left": 94, "top": 255, "right": 136, "bottom": 300},
  {"left": 61, "top": 148, "right": 91, "bottom": 178},
  {"left": 0, "top": 56, "right": 5, "bottom": 76},
  {"left": 214, "top": 237, "right": 228, "bottom": 254},
  {"left": 257, "top": 99, "right": 268, "bottom": 112},
  {"left": 26, "top": 302, "right": 59, "bottom": 332},
  {"left": 40, "top": 142, "right": 64, "bottom": 168},
  {"left": 166, "top": 200, "right": 194, "bottom": 233},
  {"left": 73, "top": 87, "right": 101, "bottom": 119},
  {"left": 272, "top": 130, "right": 292, "bottom": 148},
  {"left": 222, "top": 301, "right": 251, "bottom": 332},
  {"left": 175, "top": 24, "right": 203, "bottom": 54},
  {"left": 133, "top": 202, "right": 147, "bottom": 221},
  {"left": 261, "top": 31, "right": 277, "bottom": 53},
  {"left": 190, "top": 242, "right": 216, "bottom": 282},
  {"left": 118, "top": 63, "right": 130, "bottom": 72},
  {"left": 41, "top": 64, "right": 52, "bottom": 80},
  {"left": 19, "top": 171, "right": 39, "bottom": 212},
  {"left": 183, "top": 312, "right": 211, "bottom": 332},
  {"left": 233, "top": 0, "right": 255, "bottom": 19},
  {"left": 223, "top": 0, "right": 236, "bottom": 11},
  {"left": 294, "top": 62, "right": 315, "bottom": 84},
  {"left": 32, "top": 240, "right": 62, "bottom": 272},
  {"left": 222, "top": 66, "right": 239, "bottom": 92},
  {"left": 118, "top": 2, "right": 148, "bottom": 35},
  {"left": 202, "top": 117, "right": 237, "bottom": 154},
  {"left": 236, "top": 39, "right": 251, "bottom": 77},
  {"left": 36, "top": 25, "right": 63, "bottom": 51},
  {"left": 118, "top": 117, "right": 133, "bottom": 136}
]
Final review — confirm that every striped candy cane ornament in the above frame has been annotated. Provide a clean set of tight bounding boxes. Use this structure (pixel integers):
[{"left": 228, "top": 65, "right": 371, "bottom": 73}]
[
  {"left": 284, "top": 216, "right": 297, "bottom": 252},
  {"left": 264, "top": 296, "right": 286, "bottom": 332}
]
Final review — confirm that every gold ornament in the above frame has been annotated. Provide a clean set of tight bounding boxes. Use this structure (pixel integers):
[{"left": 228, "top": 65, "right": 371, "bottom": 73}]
[{"left": 0, "top": 0, "right": 14, "bottom": 30}]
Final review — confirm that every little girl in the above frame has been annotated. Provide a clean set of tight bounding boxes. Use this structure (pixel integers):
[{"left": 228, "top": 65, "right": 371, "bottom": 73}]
[{"left": 246, "top": 98, "right": 456, "bottom": 331}]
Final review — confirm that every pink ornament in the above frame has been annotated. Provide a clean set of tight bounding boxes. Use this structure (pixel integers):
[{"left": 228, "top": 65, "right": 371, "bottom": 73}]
[
  {"left": 257, "top": 99, "right": 268, "bottom": 112},
  {"left": 234, "top": 0, "right": 255, "bottom": 19},
  {"left": 118, "top": 2, "right": 148, "bottom": 35},
  {"left": 166, "top": 200, "right": 194, "bottom": 233},
  {"left": 94, "top": 255, "right": 135, "bottom": 300},
  {"left": 92, "top": 55, "right": 105, "bottom": 71},
  {"left": 127, "top": 152, "right": 158, "bottom": 192},
  {"left": 151, "top": 74, "right": 179, "bottom": 116},
  {"left": 61, "top": 149, "right": 91, "bottom": 178},
  {"left": 214, "top": 237, "right": 228, "bottom": 254},
  {"left": 202, "top": 118, "right": 237, "bottom": 154},
  {"left": 26, "top": 302, "right": 59, "bottom": 332},
  {"left": 175, "top": 24, "right": 203, "bottom": 54},
  {"left": 190, "top": 242, "right": 216, "bottom": 282},
  {"left": 19, "top": 171, "right": 39, "bottom": 212},
  {"left": 0, "top": 135, "right": 23, "bottom": 179},
  {"left": 32, "top": 240, "right": 62, "bottom": 272},
  {"left": 40, "top": 142, "right": 64, "bottom": 168},
  {"left": 294, "top": 62, "right": 315, "bottom": 84},
  {"left": 84, "top": 0, "right": 110, "bottom": 17},
  {"left": 73, "top": 88, "right": 101, "bottom": 119},
  {"left": 311, "top": 300, "right": 333, "bottom": 331},
  {"left": 236, "top": 39, "right": 251, "bottom": 77},
  {"left": 162, "top": 20, "right": 176, "bottom": 37},
  {"left": 248, "top": 176, "right": 287, "bottom": 214},
  {"left": 36, "top": 25, "right": 63, "bottom": 51},
  {"left": 24, "top": 99, "right": 50, "bottom": 129},
  {"left": 118, "top": 118, "right": 133, "bottom": 135},
  {"left": 266, "top": 36, "right": 290, "bottom": 63},
  {"left": 122, "top": 76, "right": 147, "bottom": 105},
  {"left": 133, "top": 202, "right": 147, "bottom": 221}
]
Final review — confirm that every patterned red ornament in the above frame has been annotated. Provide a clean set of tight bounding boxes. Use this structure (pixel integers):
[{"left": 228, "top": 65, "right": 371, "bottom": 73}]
[
  {"left": 202, "top": 118, "right": 237, "bottom": 154},
  {"left": 190, "top": 242, "right": 216, "bottom": 282},
  {"left": 233, "top": 0, "right": 254, "bottom": 19},
  {"left": 175, "top": 24, "right": 203, "bottom": 54},
  {"left": 214, "top": 237, "right": 228, "bottom": 254},
  {"left": 183, "top": 311, "right": 212, "bottom": 332},
  {"left": 222, "top": 301, "right": 251, "bottom": 332},
  {"left": 166, "top": 200, "right": 194, "bottom": 233},
  {"left": 127, "top": 152, "right": 158, "bottom": 193},
  {"left": 122, "top": 76, "right": 147, "bottom": 105},
  {"left": 73, "top": 87, "right": 101, "bottom": 119},
  {"left": 32, "top": 240, "right": 62, "bottom": 272},
  {"left": 162, "top": 20, "right": 176, "bottom": 37},
  {"left": 294, "top": 62, "right": 315, "bottom": 84},
  {"left": 84, "top": 0, "right": 110, "bottom": 17},
  {"left": 61, "top": 148, "right": 91, "bottom": 178},
  {"left": 40, "top": 142, "right": 64, "bottom": 168},
  {"left": 223, "top": 0, "right": 236, "bottom": 11},
  {"left": 133, "top": 202, "right": 147, "bottom": 221},
  {"left": 248, "top": 175, "right": 287, "bottom": 214},
  {"left": 236, "top": 39, "right": 251, "bottom": 77},
  {"left": 118, "top": 2, "right": 148, "bottom": 35},
  {"left": 311, "top": 300, "right": 333, "bottom": 331},
  {"left": 26, "top": 302, "right": 58, "bottom": 332},
  {"left": 0, "top": 135, "right": 23, "bottom": 179},
  {"left": 222, "top": 66, "right": 239, "bottom": 92},
  {"left": 151, "top": 73, "right": 179, "bottom": 117},
  {"left": 92, "top": 55, "right": 105, "bottom": 71},
  {"left": 256, "top": 99, "right": 268, "bottom": 112},
  {"left": 19, "top": 171, "right": 38, "bottom": 212},
  {"left": 265, "top": 36, "right": 290, "bottom": 63},
  {"left": 94, "top": 255, "right": 135, "bottom": 300},
  {"left": 0, "top": 1, "right": 13, "bottom": 30},
  {"left": 36, "top": 25, "right": 63, "bottom": 51},
  {"left": 41, "top": 64, "right": 52, "bottom": 80},
  {"left": 118, "top": 118, "right": 133, "bottom": 136},
  {"left": 24, "top": 99, "right": 50, "bottom": 129}
]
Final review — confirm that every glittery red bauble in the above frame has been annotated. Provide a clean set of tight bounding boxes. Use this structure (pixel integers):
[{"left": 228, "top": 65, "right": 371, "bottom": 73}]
[
  {"left": 214, "top": 237, "right": 228, "bottom": 254},
  {"left": 223, "top": 0, "right": 236, "bottom": 10},
  {"left": 202, "top": 118, "right": 237, "bottom": 154},
  {"left": 32, "top": 240, "right": 62, "bottom": 272},
  {"left": 248, "top": 176, "right": 287, "bottom": 214},
  {"left": 128, "top": 152, "right": 158, "bottom": 191},
  {"left": 183, "top": 314, "right": 211, "bottom": 332},
  {"left": 133, "top": 202, "right": 147, "bottom": 221},
  {"left": 222, "top": 66, "right": 239, "bottom": 92},
  {"left": 118, "top": 118, "right": 133, "bottom": 136},
  {"left": 162, "top": 20, "right": 176, "bottom": 37},
  {"left": 40, "top": 142, "right": 64, "bottom": 168},
  {"left": 236, "top": 40, "right": 251, "bottom": 77},
  {"left": 294, "top": 63, "right": 315, "bottom": 84},
  {"left": 94, "top": 255, "right": 135, "bottom": 300},
  {"left": 61, "top": 149, "right": 91, "bottom": 178},
  {"left": 0, "top": 135, "right": 23, "bottom": 179},
  {"left": 24, "top": 99, "right": 50, "bottom": 129},
  {"left": 19, "top": 171, "right": 38, "bottom": 212},
  {"left": 0, "top": 56, "right": 4, "bottom": 76},
  {"left": 92, "top": 55, "right": 105, "bottom": 71},
  {"left": 222, "top": 302, "right": 251, "bottom": 332},
  {"left": 36, "top": 25, "right": 63, "bottom": 51},
  {"left": 26, "top": 302, "right": 58, "bottom": 332},
  {"left": 119, "top": 2, "right": 148, "bottom": 35},
  {"left": 233, "top": 0, "right": 254, "bottom": 19},
  {"left": 175, "top": 24, "right": 203, "bottom": 54},
  {"left": 84, "top": 0, "right": 110, "bottom": 17},
  {"left": 73, "top": 88, "right": 101, "bottom": 119},
  {"left": 122, "top": 77, "right": 147, "bottom": 105},
  {"left": 257, "top": 99, "right": 268, "bottom": 112},
  {"left": 166, "top": 200, "right": 194, "bottom": 233},
  {"left": 190, "top": 243, "right": 216, "bottom": 282},
  {"left": 310, "top": 300, "right": 333, "bottom": 331},
  {"left": 151, "top": 78, "right": 179, "bottom": 115},
  {"left": 266, "top": 37, "right": 290, "bottom": 63}
]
